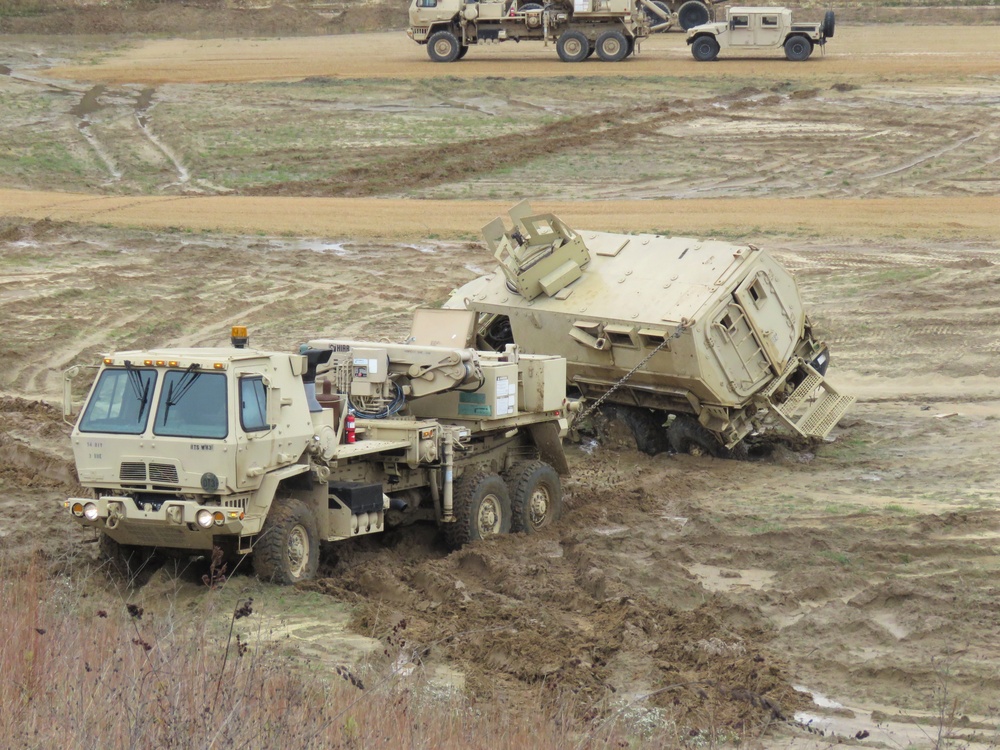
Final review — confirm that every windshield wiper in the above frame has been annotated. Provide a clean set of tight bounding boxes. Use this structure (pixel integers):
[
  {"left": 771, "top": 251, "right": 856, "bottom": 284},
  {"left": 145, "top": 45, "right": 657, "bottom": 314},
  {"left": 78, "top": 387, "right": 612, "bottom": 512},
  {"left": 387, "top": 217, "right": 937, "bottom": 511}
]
[
  {"left": 162, "top": 364, "right": 201, "bottom": 423},
  {"left": 123, "top": 360, "right": 151, "bottom": 422}
]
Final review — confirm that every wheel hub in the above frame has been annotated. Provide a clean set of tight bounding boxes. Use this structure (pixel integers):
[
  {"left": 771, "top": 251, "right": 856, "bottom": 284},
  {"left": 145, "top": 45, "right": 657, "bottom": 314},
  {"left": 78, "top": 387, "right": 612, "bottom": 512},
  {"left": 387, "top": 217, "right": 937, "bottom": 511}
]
[
  {"left": 287, "top": 524, "right": 309, "bottom": 577},
  {"left": 529, "top": 486, "right": 550, "bottom": 529},
  {"left": 477, "top": 494, "right": 502, "bottom": 535}
]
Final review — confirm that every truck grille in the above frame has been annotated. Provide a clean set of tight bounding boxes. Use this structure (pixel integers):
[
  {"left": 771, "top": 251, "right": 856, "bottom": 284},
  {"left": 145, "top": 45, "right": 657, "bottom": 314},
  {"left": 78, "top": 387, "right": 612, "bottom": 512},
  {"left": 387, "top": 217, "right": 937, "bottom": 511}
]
[
  {"left": 120, "top": 462, "right": 146, "bottom": 481},
  {"left": 149, "top": 464, "right": 179, "bottom": 484}
]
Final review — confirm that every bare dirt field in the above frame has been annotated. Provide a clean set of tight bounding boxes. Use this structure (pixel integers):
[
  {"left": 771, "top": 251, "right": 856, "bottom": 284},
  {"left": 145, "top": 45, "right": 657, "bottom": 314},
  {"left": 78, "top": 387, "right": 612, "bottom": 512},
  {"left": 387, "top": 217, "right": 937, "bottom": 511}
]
[{"left": 1, "top": 14, "right": 999, "bottom": 748}]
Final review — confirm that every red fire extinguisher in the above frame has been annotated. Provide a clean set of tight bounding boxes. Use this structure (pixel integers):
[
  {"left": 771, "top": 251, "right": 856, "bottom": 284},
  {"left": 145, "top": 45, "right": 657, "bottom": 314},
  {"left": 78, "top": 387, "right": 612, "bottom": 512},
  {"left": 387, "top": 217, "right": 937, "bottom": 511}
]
[{"left": 345, "top": 410, "right": 356, "bottom": 444}]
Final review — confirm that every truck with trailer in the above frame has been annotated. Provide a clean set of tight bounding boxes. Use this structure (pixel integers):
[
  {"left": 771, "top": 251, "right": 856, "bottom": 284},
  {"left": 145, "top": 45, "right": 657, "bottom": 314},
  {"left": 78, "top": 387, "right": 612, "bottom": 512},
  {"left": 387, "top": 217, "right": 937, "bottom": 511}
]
[
  {"left": 64, "top": 317, "right": 570, "bottom": 584},
  {"left": 446, "top": 202, "right": 854, "bottom": 457},
  {"left": 408, "top": 0, "right": 654, "bottom": 63},
  {"left": 687, "top": 6, "right": 835, "bottom": 61}
]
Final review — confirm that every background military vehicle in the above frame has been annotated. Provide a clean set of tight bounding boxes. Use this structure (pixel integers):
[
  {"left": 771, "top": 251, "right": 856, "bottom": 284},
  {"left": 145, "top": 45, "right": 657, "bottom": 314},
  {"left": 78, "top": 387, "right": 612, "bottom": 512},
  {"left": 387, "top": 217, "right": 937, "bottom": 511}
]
[
  {"left": 408, "top": 0, "right": 651, "bottom": 62},
  {"left": 446, "top": 202, "right": 854, "bottom": 456},
  {"left": 64, "top": 318, "right": 569, "bottom": 584},
  {"left": 687, "top": 6, "right": 835, "bottom": 61}
]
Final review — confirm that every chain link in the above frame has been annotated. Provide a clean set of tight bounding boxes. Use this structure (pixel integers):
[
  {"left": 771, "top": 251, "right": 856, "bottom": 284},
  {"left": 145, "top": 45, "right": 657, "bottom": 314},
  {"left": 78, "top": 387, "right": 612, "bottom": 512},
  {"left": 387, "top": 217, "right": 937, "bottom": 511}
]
[{"left": 575, "top": 320, "right": 688, "bottom": 424}]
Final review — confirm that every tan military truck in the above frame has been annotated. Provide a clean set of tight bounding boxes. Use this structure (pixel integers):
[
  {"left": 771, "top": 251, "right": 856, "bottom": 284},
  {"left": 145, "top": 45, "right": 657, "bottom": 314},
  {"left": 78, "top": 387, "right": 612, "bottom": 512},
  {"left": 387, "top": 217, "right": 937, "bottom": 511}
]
[
  {"left": 687, "top": 6, "right": 834, "bottom": 61},
  {"left": 408, "top": 0, "right": 652, "bottom": 62},
  {"left": 446, "top": 202, "right": 853, "bottom": 457},
  {"left": 64, "top": 318, "right": 570, "bottom": 584}
]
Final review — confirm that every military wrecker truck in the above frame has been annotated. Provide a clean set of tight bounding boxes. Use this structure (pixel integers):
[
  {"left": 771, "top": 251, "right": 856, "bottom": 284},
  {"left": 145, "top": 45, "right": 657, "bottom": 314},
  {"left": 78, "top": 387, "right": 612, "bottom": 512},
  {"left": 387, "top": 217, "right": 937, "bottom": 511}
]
[
  {"left": 64, "top": 318, "right": 570, "bottom": 584},
  {"left": 408, "top": 0, "right": 657, "bottom": 62},
  {"left": 446, "top": 202, "right": 854, "bottom": 456},
  {"left": 687, "top": 6, "right": 835, "bottom": 62}
]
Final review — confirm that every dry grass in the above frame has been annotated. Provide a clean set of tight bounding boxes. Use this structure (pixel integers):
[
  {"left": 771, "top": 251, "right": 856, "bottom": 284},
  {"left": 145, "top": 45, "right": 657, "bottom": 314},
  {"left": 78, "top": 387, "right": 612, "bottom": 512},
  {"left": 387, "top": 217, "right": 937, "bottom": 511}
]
[{"left": 0, "top": 554, "right": 689, "bottom": 749}]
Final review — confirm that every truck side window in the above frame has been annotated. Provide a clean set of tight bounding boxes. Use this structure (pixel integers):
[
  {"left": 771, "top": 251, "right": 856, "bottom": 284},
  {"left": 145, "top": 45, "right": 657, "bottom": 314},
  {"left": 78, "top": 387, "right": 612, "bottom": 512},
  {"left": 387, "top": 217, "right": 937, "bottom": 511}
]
[
  {"left": 732, "top": 15, "right": 748, "bottom": 27},
  {"left": 240, "top": 377, "right": 268, "bottom": 432},
  {"left": 417, "top": 0, "right": 437, "bottom": 6},
  {"left": 762, "top": 16, "right": 778, "bottom": 26}
]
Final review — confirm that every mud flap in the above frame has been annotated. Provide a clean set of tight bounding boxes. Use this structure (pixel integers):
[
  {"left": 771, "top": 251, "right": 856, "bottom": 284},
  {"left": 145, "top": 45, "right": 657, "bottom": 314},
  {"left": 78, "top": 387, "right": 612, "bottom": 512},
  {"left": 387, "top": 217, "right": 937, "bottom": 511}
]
[
  {"left": 762, "top": 360, "right": 855, "bottom": 439},
  {"left": 527, "top": 421, "right": 570, "bottom": 475}
]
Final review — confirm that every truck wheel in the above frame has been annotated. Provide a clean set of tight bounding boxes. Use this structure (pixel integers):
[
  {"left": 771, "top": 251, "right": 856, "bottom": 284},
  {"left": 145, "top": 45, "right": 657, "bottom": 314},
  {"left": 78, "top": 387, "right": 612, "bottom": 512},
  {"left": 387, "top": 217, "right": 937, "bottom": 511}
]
[
  {"left": 677, "top": 0, "right": 709, "bottom": 30},
  {"left": 667, "top": 416, "right": 723, "bottom": 457},
  {"left": 506, "top": 461, "right": 562, "bottom": 534},
  {"left": 556, "top": 30, "right": 590, "bottom": 63},
  {"left": 644, "top": 0, "right": 672, "bottom": 31},
  {"left": 784, "top": 35, "right": 813, "bottom": 61},
  {"left": 254, "top": 497, "right": 319, "bottom": 584},
  {"left": 822, "top": 10, "right": 835, "bottom": 39},
  {"left": 596, "top": 30, "right": 629, "bottom": 62},
  {"left": 443, "top": 471, "right": 511, "bottom": 550},
  {"left": 100, "top": 533, "right": 157, "bottom": 586},
  {"left": 519, "top": 2, "right": 543, "bottom": 10},
  {"left": 690, "top": 35, "right": 719, "bottom": 61},
  {"left": 427, "top": 30, "right": 461, "bottom": 63},
  {"left": 457, "top": 44, "right": 470, "bottom": 60}
]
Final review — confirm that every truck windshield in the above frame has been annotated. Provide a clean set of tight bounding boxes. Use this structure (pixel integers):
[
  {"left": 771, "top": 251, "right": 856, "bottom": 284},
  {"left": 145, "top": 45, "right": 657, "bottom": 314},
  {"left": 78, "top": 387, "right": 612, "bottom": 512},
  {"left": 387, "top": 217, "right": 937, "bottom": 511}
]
[
  {"left": 153, "top": 369, "right": 228, "bottom": 439},
  {"left": 79, "top": 366, "right": 157, "bottom": 434}
]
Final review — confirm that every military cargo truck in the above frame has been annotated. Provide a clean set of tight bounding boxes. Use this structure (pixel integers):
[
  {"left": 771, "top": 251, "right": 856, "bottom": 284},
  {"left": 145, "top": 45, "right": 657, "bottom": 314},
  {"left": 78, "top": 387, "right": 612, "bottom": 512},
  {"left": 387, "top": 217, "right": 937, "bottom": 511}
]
[
  {"left": 687, "top": 6, "right": 835, "bottom": 61},
  {"left": 408, "top": 0, "right": 652, "bottom": 62},
  {"left": 446, "top": 202, "right": 854, "bottom": 456},
  {"left": 64, "top": 319, "right": 570, "bottom": 584}
]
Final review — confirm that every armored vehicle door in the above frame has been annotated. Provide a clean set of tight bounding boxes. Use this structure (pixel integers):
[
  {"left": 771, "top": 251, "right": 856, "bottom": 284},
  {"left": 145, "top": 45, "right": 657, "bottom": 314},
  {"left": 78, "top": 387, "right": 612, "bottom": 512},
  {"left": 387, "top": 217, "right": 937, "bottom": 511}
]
[
  {"left": 733, "top": 269, "right": 798, "bottom": 369},
  {"left": 728, "top": 13, "right": 753, "bottom": 46},
  {"left": 755, "top": 12, "right": 783, "bottom": 45},
  {"left": 709, "top": 302, "right": 773, "bottom": 398}
]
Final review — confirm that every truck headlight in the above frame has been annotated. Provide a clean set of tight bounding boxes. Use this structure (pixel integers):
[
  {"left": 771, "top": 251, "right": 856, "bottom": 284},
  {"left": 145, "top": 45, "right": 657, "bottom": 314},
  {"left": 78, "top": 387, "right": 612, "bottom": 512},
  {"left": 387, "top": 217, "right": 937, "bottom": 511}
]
[
  {"left": 71, "top": 502, "right": 85, "bottom": 518},
  {"left": 83, "top": 503, "right": 99, "bottom": 521},
  {"left": 196, "top": 509, "right": 214, "bottom": 529}
]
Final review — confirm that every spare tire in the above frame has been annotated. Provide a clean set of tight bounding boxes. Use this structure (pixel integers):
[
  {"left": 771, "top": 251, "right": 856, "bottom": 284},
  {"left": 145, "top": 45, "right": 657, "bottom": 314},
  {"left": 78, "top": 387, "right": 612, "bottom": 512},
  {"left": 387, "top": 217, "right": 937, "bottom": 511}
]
[
  {"left": 822, "top": 10, "right": 835, "bottom": 39},
  {"left": 677, "top": 0, "right": 710, "bottom": 30}
]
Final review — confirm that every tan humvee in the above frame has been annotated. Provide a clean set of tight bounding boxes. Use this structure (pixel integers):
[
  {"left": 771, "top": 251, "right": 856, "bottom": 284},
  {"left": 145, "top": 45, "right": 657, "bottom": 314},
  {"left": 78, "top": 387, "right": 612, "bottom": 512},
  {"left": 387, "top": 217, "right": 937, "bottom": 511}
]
[{"left": 687, "top": 6, "right": 834, "bottom": 61}]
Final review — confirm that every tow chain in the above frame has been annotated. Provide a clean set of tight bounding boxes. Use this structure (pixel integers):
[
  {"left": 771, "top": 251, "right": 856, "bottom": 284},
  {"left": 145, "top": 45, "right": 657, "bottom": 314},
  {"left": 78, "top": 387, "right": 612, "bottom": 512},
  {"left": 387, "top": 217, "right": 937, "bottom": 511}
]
[{"left": 574, "top": 320, "right": 688, "bottom": 425}]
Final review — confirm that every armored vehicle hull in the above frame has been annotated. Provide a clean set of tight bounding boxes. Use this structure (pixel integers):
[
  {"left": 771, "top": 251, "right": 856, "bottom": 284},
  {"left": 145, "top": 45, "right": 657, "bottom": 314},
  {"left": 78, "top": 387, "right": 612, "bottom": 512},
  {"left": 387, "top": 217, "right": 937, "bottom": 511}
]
[{"left": 447, "top": 202, "right": 853, "bottom": 453}]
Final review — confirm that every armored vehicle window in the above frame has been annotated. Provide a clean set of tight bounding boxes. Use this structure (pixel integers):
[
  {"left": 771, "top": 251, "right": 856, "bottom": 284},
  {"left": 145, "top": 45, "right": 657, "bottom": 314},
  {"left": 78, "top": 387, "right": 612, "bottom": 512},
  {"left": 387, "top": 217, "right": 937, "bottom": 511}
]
[
  {"left": 79, "top": 367, "right": 157, "bottom": 435},
  {"left": 240, "top": 376, "right": 268, "bottom": 432},
  {"left": 748, "top": 277, "right": 768, "bottom": 305},
  {"left": 762, "top": 15, "right": 778, "bottom": 26},
  {"left": 153, "top": 370, "right": 228, "bottom": 439},
  {"left": 416, "top": 0, "right": 437, "bottom": 5},
  {"left": 732, "top": 15, "right": 748, "bottom": 27}
]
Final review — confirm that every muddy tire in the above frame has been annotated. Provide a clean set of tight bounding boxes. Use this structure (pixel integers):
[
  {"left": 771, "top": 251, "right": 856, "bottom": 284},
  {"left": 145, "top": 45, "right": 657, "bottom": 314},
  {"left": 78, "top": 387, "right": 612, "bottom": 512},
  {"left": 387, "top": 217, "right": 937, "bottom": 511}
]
[
  {"left": 443, "top": 471, "right": 511, "bottom": 550},
  {"left": 667, "top": 416, "right": 748, "bottom": 459},
  {"left": 556, "top": 30, "right": 590, "bottom": 63},
  {"left": 506, "top": 460, "right": 562, "bottom": 534},
  {"left": 784, "top": 35, "right": 812, "bottom": 61},
  {"left": 677, "top": 0, "right": 710, "bottom": 30},
  {"left": 598, "top": 404, "right": 670, "bottom": 455},
  {"left": 596, "top": 30, "right": 629, "bottom": 62},
  {"left": 100, "top": 533, "right": 158, "bottom": 586},
  {"left": 427, "top": 30, "right": 461, "bottom": 63},
  {"left": 691, "top": 35, "right": 719, "bottom": 62},
  {"left": 254, "top": 497, "right": 319, "bottom": 584},
  {"left": 822, "top": 10, "right": 835, "bottom": 39}
]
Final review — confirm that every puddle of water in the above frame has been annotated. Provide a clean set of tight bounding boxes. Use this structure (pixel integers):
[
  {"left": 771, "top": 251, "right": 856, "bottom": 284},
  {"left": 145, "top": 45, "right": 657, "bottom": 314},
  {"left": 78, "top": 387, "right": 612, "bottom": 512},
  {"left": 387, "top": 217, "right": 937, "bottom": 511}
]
[
  {"left": 686, "top": 563, "right": 776, "bottom": 592},
  {"left": 70, "top": 84, "right": 105, "bottom": 118}
]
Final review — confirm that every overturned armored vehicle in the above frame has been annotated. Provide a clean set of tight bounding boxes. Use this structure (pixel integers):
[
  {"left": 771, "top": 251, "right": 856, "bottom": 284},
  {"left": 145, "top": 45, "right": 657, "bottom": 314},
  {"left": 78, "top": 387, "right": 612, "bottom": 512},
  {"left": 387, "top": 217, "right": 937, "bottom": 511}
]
[{"left": 445, "top": 202, "right": 854, "bottom": 455}]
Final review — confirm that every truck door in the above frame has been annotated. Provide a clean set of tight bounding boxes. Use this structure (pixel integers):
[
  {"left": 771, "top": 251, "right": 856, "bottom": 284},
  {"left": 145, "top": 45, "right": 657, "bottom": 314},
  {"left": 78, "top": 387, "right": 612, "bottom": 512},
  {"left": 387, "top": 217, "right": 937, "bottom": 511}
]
[
  {"left": 733, "top": 270, "right": 798, "bottom": 370},
  {"left": 755, "top": 13, "right": 782, "bottom": 46},
  {"left": 234, "top": 371, "right": 276, "bottom": 491},
  {"left": 728, "top": 14, "right": 753, "bottom": 46}
]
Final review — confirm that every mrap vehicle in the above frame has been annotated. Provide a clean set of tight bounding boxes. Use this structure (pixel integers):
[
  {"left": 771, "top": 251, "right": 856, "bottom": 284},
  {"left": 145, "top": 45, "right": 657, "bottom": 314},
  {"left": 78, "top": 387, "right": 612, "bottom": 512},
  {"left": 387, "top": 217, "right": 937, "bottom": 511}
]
[
  {"left": 446, "top": 202, "right": 854, "bottom": 456},
  {"left": 64, "top": 318, "right": 570, "bottom": 584}
]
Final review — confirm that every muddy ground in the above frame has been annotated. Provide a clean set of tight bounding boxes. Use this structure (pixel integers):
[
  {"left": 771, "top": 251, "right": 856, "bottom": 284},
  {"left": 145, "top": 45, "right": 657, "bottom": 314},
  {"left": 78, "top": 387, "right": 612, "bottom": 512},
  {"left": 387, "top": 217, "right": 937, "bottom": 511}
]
[{"left": 1, "top": 13, "right": 999, "bottom": 748}]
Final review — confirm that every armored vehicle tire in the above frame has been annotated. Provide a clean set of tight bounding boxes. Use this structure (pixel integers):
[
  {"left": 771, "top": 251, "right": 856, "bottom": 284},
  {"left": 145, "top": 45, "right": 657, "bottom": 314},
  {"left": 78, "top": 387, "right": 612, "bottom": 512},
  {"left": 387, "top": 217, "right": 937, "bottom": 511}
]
[
  {"left": 100, "top": 533, "right": 158, "bottom": 586},
  {"left": 443, "top": 471, "right": 512, "bottom": 550},
  {"left": 254, "top": 497, "right": 320, "bottom": 584},
  {"left": 427, "top": 30, "right": 461, "bottom": 63},
  {"left": 822, "top": 10, "right": 835, "bottom": 38},
  {"left": 691, "top": 35, "right": 720, "bottom": 62},
  {"left": 596, "top": 31, "right": 629, "bottom": 62},
  {"left": 457, "top": 44, "right": 470, "bottom": 60},
  {"left": 556, "top": 30, "right": 590, "bottom": 63},
  {"left": 644, "top": 0, "right": 672, "bottom": 30},
  {"left": 506, "top": 461, "right": 562, "bottom": 534},
  {"left": 677, "top": 0, "right": 710, "bottom": 30},
  {"left": 784, "top": 35, "right": 813, "bottom": 61},
  {"left": 666, "top": 416, "right": 748, "bottom": 459},
  {"left": 599, "top": 404, "right": 671, "bottom": 456}
]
